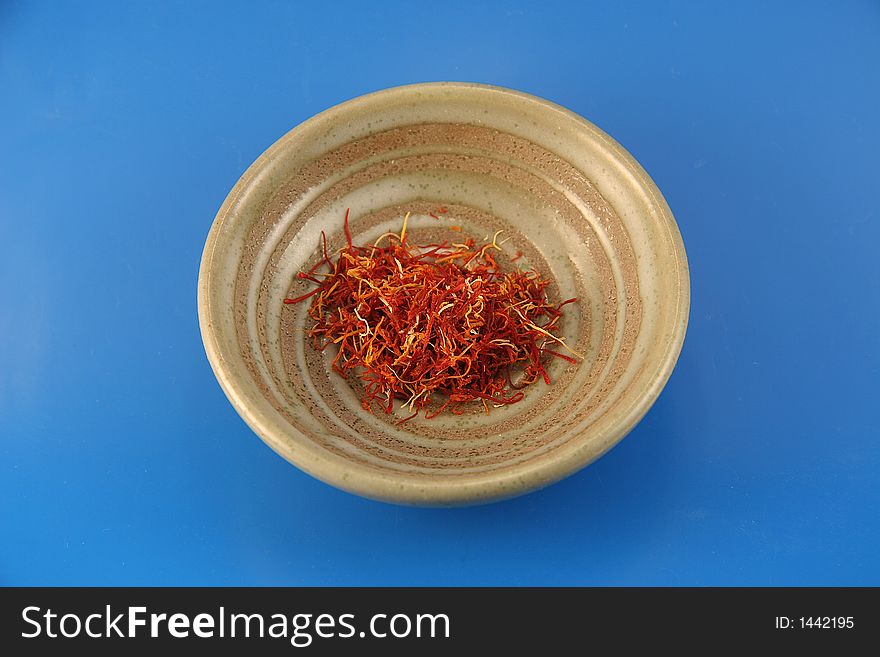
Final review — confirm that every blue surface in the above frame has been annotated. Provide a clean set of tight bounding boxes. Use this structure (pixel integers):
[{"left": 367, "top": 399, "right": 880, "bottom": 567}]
[{"left": 2, "top": 0, "right": 878, "bottom": 586}]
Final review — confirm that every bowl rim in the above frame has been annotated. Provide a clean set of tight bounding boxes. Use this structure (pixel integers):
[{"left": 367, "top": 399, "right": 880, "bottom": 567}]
[{"left": 197, "top": 81, "right": 690, "bottom": 506}]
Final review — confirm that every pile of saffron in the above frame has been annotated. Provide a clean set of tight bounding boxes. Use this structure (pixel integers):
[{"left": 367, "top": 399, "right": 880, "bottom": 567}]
[{"left": 284, "top": 210, "right": 581, "bottom": 422}]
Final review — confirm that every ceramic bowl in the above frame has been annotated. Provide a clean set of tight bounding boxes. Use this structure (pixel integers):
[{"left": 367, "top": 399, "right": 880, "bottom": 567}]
[{"left": 197, "top": 82, "right": 689, "bottom": 506}]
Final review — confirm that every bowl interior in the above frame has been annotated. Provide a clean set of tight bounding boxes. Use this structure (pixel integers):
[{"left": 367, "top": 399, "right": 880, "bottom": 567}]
[{"left": 198, "top": 83, "right": 689, "bottom": 505}]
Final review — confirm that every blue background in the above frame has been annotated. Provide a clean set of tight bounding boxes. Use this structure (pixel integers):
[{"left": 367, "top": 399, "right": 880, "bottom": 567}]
[{"left": 2, "top": 0, "right": 878, "bottom": 585}]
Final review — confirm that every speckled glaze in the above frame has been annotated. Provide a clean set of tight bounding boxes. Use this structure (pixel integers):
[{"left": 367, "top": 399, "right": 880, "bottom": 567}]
[{"left": 198, "top": 83, "right": 690, "bottom": 506}]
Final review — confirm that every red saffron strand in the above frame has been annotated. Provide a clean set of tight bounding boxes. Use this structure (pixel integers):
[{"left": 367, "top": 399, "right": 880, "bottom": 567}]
[
  {"left": 343, "top": 208, "right": 353, "bottom": 248},
  {"left": 283, "top": 287, "right": 321, "bottom": 304},
  {"left": 540, "top": 348, "right": 580, "bottom": 365}
]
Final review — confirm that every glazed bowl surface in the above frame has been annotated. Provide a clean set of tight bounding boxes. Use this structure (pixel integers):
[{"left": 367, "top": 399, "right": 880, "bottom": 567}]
[{"left": 197, "top": 82, "right": 689, "bottom": 505}]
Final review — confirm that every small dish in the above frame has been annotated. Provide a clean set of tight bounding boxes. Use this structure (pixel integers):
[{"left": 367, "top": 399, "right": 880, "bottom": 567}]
[{"left": 197, "top": 82, "right": 689, "bottom": 506}]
